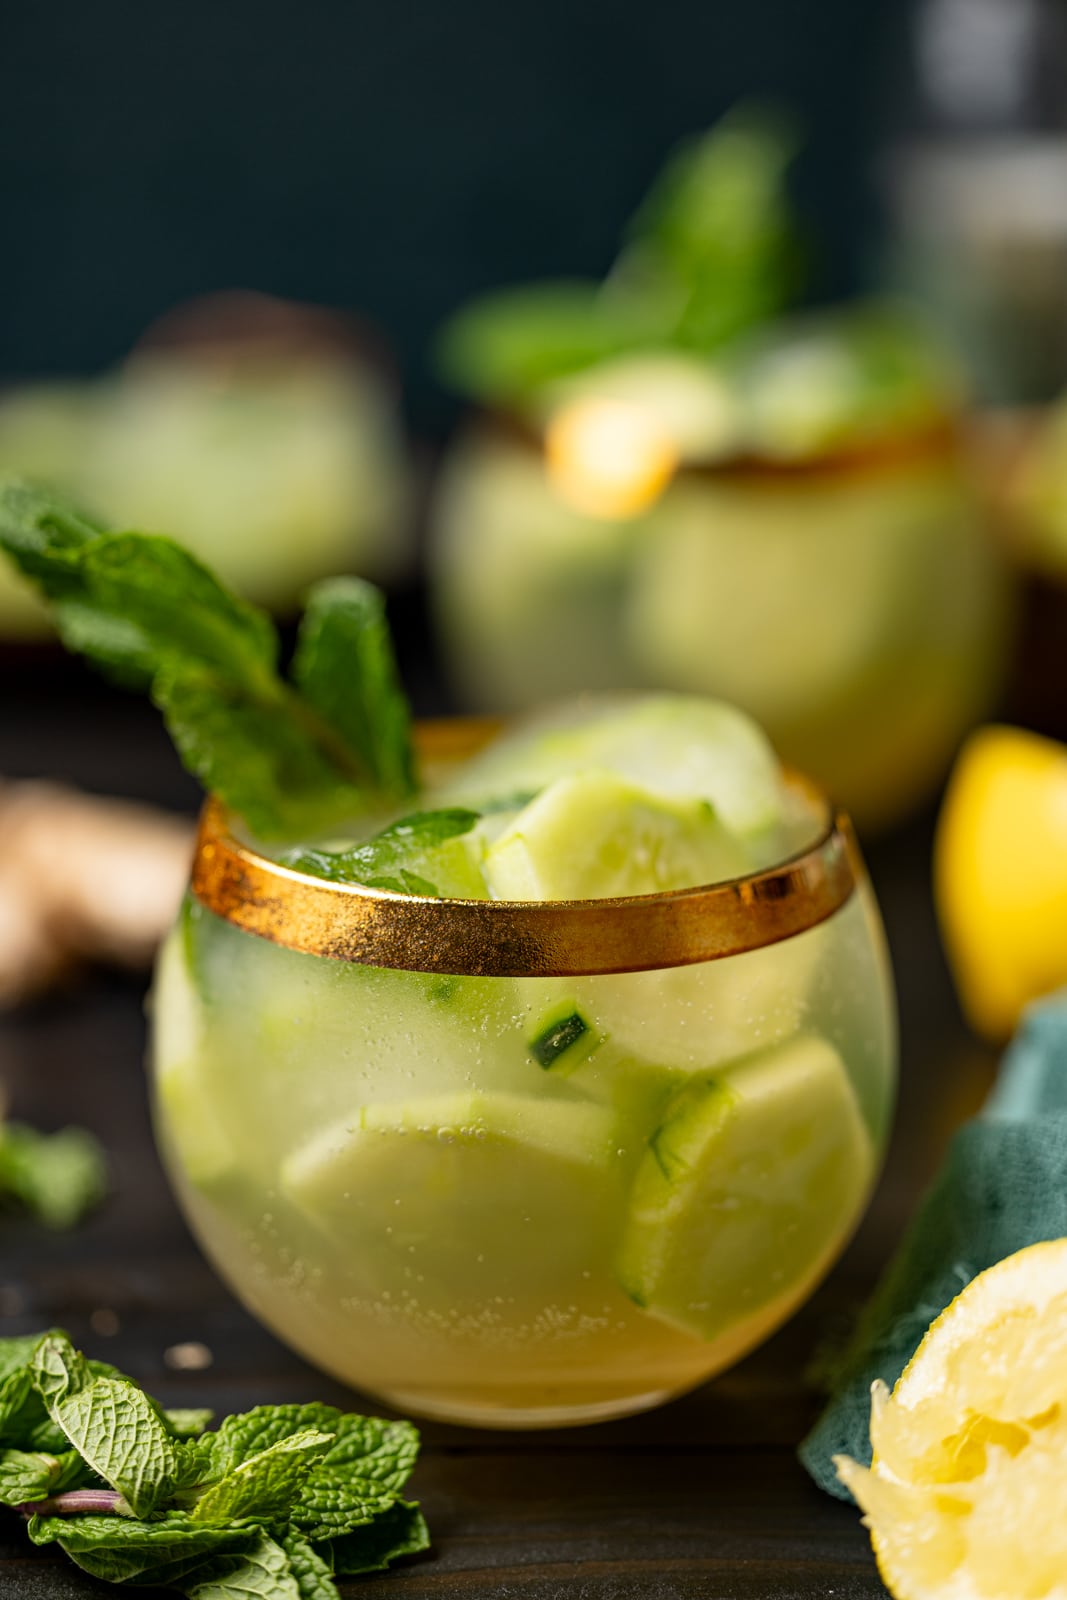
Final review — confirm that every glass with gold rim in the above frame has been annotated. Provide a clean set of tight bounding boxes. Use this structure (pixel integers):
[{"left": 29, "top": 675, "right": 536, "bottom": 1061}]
[
  {"left": 150, "top": 721, "right": 896, "bottom": 1428},
  {"left": 430, "top": 412, "right": 1011, "bottom": 831}
]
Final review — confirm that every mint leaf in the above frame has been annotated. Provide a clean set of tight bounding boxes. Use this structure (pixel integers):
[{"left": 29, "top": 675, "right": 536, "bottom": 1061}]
[
  {"left": 152, "top": 663, "right": 367, "bottom": 842},
  {"left": 32, "top": 1332, "right": 177, "bottom": 1517},
  {"left": 0, "top": 1446, "right": 85, "bottom": 1504},
  {"left": 0, "top": 1338, "right": 118, "bottom": 1452},
  {"left": 0, "top": 1121, "right": 107, "bottom": 1228},
  {"left": 191, "top": 1429, "right": 334, "bottom": 1526},
  {"left": 165, "top": 1409, "right": 215, "bottom": 1439},
  {"left": 291, "top": 1416, "right": 420, "bottom": 1540},
  {"left": 0, "top": 480, "right": 416, "bottom": 840},
  {"left": 328, "top": 1501, "right": 430, "bottom": 1575},
  {"left": 0, "top": 480, "right": 106, "bottom": 586},
  {"left": 435, "top": 280, "right": 655, "bottom": 405},
  {"left": 292, "top": 578, "right": 414, "bottom": 801},
  {"left": 202, "top": 1405, "right": 343, "bottom": 1482},
  {"left": 78, "top": 532, "right": 278, "bottom": 681},
  {"left": 0, "top": 1367, "right": 61, "bottom": 1452},
  {"left": 611, "top": 105, "right": 800, "bottom": 353},
  {"left": 181, "top": 1531, "right": 300, "bottom": 1600},
  {"left": 278, "top": 1531, "right": 338, "bottom": 1600},
  {"left": 28, "top": 1510, "right": 264, "bottom": 1585},
  {"left": 0, "top": 1333, "right": 58, "bottom": 1382},
  {"left": 283, "top": 808, "right": 479, "bottom": 895},
  {"left": 437, "top": 105, "right": 801, "bottom": 408}
]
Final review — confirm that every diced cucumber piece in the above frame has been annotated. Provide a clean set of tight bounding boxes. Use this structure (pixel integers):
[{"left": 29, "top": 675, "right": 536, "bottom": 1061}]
[
  {"left": 438, "top": 693, "right": 788, "bottom": 847},
  {"left": 484, "top": 771, "right": 752, "bottom": 902},
  {"left": 527, "top": 1005, "right": 601, "bottom": 1072},
  {"left": 616, "top": 1034, "right": 873, "bottom": 1344},
  {"left": 281, "top": 1092, "right": 624, "bottom": 1300}
]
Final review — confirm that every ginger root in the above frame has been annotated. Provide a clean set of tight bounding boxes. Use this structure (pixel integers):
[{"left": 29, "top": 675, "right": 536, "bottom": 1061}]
[{"left": 0, "top": 780, "right": 193, "bottom": 1007}]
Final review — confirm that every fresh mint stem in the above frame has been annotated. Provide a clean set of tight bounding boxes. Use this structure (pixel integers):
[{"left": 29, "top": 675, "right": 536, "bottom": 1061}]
[{"left": 19, "top": 1488, "right": 125, "bottom": 1516}]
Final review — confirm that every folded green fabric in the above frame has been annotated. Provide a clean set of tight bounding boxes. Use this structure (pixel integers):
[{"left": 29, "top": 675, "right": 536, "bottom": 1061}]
[{"left": 800, "top": 991, "right": 1067, "bottom": 1502}]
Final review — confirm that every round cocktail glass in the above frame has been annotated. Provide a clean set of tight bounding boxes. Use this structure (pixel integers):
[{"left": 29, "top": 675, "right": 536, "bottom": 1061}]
[
  {"left": 431, "top": 419, "right": 1011, "bottom": 831},
  {"left": 149, "top": 726, "right": 896, "bottom": 1428}
]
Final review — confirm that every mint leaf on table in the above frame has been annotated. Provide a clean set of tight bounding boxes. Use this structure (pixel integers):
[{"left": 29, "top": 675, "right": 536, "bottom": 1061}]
[
  {"left": 180, "top": 1531, "right": 300, "bottom": 1600},
  {"left": 327, "top": 1501, "right": 431, "bottom": 1576},
  {"left": 0, "top": 1334, "right": 48, "bottom": 1384},
  {"left": 0, "top": 1331, "right": 428, "bottom": 1595},
  {"left": 165, "top": 1409, "right": 216, "bottom": 1440},
  {"left": 196, "top": 1405, "right": 343, "bottom": 1481},
  {"left": 278, "top": 1532, "right": 338, "bottom": 1600},
  {"left": 283, "top": 808, "right": 480, "bottom": 895},
  {"left": 190, "top": 1430, "right": 334, "bottom": 1526},
  {"left": 27, "top": 1511, "right": 269, "bottom": 1585},
  {"left": 32, "top": 1332, "right": 178, "bottom": 1517},
  {"left": 291, "top": 1416, "right": 421, "bottom": 1540},
  {"left": 0, "top": 480, "right": 417, "bottom": 841},
  {"left": 0, "top": 1121, "right": 107, "bottom": 1229},
  {"left": 0, "top": 1447, "right": 85, "bottom": 1503}
]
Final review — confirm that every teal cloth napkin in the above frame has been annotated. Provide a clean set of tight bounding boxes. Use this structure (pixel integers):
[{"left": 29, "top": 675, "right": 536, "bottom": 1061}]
[{"left": 800, "top": 992, "right": 1067, "bottom": 1501}]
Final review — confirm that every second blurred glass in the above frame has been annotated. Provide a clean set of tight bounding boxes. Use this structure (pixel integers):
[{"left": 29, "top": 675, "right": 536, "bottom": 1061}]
[{"left": 432, "top": 316, "right": 1011, "bottom": 832}]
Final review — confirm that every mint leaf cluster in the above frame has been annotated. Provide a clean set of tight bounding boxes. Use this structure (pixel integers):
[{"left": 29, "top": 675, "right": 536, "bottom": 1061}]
[
  {"left": 0, "top": 1331, "right": 428, "bottom": 1597},
  {"left": 0, "top": 482, "right": 414, "bottom": 841},
  {"left": 0, "top": 1120, "right": 107, "bottom": 1229}
]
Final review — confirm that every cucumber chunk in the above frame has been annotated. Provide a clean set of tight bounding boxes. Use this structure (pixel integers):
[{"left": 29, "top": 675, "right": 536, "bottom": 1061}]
[
  {"left": 281, "top": 1092, "right": 624, "bottom": 1302},
  {"left": 438, "top": 693, "right": 789, "bottom": 848},
  {"left": 616, "top": 1034, "right": 873, "bottom": 1344},
  {"left": 483, "top": 771, "right": 752, "bottom": 902}
]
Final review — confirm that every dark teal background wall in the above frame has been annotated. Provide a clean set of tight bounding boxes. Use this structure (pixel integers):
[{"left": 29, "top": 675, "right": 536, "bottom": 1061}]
[{"left": 0, "top": 0, "right": 896, "bottom": 426}]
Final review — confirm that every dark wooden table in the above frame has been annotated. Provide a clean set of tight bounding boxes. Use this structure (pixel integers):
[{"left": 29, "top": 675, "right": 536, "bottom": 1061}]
[{"left": 0, "top": 640, "right": 996, "bottom": 1599}]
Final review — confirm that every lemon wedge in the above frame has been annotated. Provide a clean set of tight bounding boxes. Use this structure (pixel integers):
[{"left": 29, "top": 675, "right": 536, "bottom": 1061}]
[{"left": 837, "top": 1238, "right": 1067, "bottom": 1600}]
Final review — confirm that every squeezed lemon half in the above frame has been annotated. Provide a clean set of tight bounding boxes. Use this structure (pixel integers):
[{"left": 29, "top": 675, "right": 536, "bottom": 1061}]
[{"left": 836, "top": 1239, "right": 1067, "bottom": 1600}]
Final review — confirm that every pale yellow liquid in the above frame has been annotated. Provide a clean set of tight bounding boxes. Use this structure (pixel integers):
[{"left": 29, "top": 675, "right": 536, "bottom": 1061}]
[{"left": 150, "top": 880, "right": 894, "bottom": 1427}]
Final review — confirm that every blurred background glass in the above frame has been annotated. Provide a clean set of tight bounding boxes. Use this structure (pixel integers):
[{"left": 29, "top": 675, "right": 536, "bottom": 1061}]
[
  {"left": 0, "top": 293, "right": 410, "bottom": 634},
  {"left": 429, "top": 114, "right": 1012, "bottom": 830}
]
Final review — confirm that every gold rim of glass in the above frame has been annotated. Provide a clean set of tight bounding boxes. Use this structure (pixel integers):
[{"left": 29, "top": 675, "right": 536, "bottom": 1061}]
[{"left": 190, "top": 720, "right": 862, "bottom": 978}]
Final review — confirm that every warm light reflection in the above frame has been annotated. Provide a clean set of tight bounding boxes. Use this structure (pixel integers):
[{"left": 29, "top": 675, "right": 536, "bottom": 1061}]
[{"left": 545, "top": 397, "right": 678, "bottom": 519}]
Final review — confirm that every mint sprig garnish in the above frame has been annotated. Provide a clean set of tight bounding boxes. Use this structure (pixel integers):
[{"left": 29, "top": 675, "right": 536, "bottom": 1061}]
[
  {"left": 437, "top": 103, "right": 801, "bottom": 406},
  {"left": 283, "top": 808, "right": 480, "bottom": 895},
  {"left": 0, "top": 481, "right": 415, "bottom": 841},
  {"left": 0, "top": 1331, "right": 428, "bottom": 1597}
]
